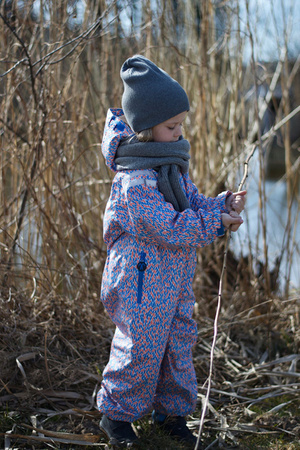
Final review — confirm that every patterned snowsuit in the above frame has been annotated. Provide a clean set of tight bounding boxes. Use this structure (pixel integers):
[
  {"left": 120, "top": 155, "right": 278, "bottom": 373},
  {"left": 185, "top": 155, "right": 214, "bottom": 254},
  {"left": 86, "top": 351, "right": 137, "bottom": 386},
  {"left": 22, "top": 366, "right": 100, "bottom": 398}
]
[{"left": 97, "top": 108, "right": 230, "bottom": 422}]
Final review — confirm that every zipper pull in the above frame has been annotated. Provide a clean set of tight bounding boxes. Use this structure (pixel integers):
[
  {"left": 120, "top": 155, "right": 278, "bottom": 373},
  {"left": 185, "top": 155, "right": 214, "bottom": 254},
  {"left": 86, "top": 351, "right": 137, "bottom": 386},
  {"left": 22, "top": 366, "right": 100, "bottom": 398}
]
[{"left": 137, "top": 252, "right": 147, "bottom": 304}]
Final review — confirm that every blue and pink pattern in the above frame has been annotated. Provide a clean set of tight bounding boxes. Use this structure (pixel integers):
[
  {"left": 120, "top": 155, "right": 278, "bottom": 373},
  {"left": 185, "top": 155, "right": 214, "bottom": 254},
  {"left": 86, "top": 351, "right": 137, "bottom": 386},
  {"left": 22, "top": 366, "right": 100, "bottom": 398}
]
[{"left": 97, "top": 108, "right": 229, "bottom": 422}]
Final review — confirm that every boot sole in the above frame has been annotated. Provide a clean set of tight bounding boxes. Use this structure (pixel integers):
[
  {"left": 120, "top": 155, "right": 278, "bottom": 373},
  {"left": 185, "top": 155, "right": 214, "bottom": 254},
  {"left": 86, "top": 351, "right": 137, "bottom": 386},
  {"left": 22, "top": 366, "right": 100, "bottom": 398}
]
[{"left": 99, "top": 425, "right": 137, "bottom": 448}]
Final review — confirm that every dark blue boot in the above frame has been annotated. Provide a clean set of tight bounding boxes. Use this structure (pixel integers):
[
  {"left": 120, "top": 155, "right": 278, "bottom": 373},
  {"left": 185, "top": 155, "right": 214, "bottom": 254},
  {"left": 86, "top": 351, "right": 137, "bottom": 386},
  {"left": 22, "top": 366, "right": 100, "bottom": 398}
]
[
  {"left": 100, "top": 414, "right": 138, "bottom": 448},
  {"left": 152, "top": 411, "right": 197, "bottom": 446}
]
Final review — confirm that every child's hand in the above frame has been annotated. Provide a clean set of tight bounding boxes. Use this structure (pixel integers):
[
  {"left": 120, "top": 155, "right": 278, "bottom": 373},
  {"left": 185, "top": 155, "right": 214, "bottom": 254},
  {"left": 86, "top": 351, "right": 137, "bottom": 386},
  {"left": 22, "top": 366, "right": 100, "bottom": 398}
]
[
  {"left": 221, "top": 211, "right": 243, "bottom": 232},
  {"left": 226, "top": 190, "right": 247, "bottom": 214}
]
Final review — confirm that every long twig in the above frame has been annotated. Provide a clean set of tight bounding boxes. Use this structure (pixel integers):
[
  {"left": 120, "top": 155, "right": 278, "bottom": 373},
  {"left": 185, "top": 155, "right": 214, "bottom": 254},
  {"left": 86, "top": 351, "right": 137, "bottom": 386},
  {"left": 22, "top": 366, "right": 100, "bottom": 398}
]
[
  {"left": 0, "top": 58, "right": 27, "bottom": 78},
  {"left": 194, "top": 58, "right": 300, "bottom": 450},
  {"left": 0, "top": 12, "right": 37, "bottom": 103},
  {"left": 194, "top": 142, "right": 254, "bottom": 449},
  {"left": 0, "top": 2, "right": 120, "bottom": 80}
]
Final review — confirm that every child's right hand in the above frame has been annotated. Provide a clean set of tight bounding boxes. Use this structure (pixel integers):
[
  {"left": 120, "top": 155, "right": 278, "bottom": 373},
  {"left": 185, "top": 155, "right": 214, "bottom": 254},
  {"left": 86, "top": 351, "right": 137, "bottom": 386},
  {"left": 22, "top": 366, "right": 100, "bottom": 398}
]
[{"left": 221, "top": 211, "right": 243, "bottom": 232}]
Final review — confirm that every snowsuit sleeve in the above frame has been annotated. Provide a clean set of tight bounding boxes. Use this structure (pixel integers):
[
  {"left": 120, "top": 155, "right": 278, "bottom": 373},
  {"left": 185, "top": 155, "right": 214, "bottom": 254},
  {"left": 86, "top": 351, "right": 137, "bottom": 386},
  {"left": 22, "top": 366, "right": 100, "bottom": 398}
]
[
  {"left": 104, "top": 171, "right": 229, "bottom": 249},
  {"left": 184, "top": 173, "right": 230, "bottom": 215}
]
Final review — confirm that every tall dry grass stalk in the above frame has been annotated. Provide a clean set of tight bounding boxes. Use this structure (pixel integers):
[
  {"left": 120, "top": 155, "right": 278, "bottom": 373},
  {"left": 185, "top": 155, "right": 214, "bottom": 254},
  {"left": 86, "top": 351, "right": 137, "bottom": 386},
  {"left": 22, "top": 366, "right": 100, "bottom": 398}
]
[
  {"left": 0, "top": 0, "right": 299, "bottom": 315},
  {"left": 0, "top": 3, "right": 299, "bottom": 449}
]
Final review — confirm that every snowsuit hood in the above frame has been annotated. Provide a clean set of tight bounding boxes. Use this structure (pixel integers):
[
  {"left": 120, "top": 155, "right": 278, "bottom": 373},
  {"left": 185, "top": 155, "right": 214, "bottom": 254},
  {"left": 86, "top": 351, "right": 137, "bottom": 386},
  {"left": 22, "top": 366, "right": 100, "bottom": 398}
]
[{"left": 101, "top": 108, "right": 133, "bottom": 172}]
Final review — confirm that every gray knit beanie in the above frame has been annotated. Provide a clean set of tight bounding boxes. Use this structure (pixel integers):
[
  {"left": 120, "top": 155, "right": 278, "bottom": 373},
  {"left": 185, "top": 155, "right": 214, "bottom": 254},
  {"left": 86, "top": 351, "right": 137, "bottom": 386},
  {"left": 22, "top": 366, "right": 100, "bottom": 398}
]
[{"left": 121, "top": 55, "right": 189, "bottom": 133}]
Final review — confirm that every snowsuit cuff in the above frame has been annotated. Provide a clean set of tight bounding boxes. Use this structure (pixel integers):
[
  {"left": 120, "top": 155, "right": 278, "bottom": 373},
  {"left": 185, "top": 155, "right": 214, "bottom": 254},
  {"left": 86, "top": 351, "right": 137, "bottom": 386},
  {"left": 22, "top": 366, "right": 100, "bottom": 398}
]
[
  {"left": 217, "top": 221, "right": 225, "bottom": 237},
  {"left": 218, "top": 190, "right": 233, "bottom": 212}
]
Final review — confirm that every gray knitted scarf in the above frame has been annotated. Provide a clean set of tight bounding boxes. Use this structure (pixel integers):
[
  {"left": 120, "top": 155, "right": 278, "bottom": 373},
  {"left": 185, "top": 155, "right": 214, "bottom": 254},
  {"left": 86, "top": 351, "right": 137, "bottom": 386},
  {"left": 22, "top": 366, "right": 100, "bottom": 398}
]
[{"left": 115, "top": 135, "right": 191, "bottom": 212}]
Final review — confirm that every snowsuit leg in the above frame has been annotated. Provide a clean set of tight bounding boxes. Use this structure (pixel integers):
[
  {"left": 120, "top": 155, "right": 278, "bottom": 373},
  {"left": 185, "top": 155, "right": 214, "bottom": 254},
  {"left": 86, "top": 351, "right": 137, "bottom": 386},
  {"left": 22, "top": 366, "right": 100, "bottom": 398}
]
[
  {"left": 153, "top": 257, "right": 198, "bottom": 415},
  {"left": 97, "top": 236, "right": 198, "bottom": 422}
]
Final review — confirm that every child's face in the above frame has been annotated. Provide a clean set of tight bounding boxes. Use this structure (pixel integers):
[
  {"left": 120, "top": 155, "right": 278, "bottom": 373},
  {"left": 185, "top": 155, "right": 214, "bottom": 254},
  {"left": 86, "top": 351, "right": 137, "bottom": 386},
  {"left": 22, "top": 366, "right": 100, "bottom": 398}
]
[{"left": 152, "top": 111, "right": 187, "bottom": 142}]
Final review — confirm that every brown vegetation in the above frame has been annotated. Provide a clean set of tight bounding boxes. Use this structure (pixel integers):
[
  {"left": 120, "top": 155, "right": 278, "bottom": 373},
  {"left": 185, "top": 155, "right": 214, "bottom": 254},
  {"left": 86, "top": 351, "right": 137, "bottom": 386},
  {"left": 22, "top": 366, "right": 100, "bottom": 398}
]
[{"left": 0, "top": 0, "right": 299, "bottom": 448}]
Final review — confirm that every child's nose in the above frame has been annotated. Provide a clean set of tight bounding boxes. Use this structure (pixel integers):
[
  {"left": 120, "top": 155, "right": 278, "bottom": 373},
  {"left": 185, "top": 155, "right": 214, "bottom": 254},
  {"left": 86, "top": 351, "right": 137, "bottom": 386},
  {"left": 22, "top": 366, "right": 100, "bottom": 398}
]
[{"left": 174, "top": 125, "right": 182, "bottom": 136}]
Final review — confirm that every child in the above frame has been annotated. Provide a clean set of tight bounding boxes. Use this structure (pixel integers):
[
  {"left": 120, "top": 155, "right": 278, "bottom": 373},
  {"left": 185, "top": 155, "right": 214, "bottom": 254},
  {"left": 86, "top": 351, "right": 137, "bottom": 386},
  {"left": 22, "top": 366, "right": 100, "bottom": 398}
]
[{"left": 97, "top": 55, "right": 246, "bottom": 448}]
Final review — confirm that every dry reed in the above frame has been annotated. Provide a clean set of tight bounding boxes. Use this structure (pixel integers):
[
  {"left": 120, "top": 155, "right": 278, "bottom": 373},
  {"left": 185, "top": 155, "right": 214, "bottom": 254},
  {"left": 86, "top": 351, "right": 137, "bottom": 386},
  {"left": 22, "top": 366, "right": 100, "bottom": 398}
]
[{"left": 0, "top": 0, "right": 299, "bottom": 449}]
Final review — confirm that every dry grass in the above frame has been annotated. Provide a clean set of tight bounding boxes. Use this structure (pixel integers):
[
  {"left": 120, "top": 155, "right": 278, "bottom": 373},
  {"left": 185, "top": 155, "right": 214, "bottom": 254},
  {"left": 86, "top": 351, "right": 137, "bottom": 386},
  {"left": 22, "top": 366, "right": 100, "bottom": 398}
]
[
  {"left": 0, "top": 287, "right": 299, "bottom": 449},
  {"left": 0, "top": 0, "right": 299, "bottom": 449}
]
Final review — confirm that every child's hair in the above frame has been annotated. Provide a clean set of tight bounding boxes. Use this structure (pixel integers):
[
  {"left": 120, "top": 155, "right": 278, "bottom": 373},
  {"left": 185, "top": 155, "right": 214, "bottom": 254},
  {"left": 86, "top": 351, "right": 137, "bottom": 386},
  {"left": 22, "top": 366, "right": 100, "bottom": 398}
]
[
  {"left": 120, "top": 115, "right": 153, "bottom": 142},
  {"left": 136, "top": 128, "right": 153, "bottom": 142}
]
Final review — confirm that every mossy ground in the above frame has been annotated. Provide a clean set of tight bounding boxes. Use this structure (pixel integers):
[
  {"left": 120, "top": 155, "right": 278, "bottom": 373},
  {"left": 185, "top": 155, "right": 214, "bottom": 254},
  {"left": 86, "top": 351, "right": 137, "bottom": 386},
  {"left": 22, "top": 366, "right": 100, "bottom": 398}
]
[
  {"left": 1, "top": 382, "right": 299, "bottom": 449},
  {"left": 1, "top": 281, "right": 299, "bottom": 449}
]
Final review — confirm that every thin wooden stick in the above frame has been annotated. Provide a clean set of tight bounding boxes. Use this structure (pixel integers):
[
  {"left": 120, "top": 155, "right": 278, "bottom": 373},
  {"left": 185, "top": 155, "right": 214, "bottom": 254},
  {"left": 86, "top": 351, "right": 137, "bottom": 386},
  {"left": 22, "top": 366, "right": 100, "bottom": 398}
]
[
  {"left": 194, "top": 138, "right": 256, "bottom": 450},
  {"left": 194, "top": 84, "right": 299, "bottom": 450},
  {"left": 195, "top": 233, "right": 231, "bottom": 450}
]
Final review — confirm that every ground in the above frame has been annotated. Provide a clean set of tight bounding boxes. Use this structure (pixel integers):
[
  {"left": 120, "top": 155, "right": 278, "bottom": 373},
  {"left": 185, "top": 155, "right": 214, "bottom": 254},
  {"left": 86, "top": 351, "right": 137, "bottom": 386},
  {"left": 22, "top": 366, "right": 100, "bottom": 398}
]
[{"left": 0, "top": 278, "right": 299, "bottom": 449}]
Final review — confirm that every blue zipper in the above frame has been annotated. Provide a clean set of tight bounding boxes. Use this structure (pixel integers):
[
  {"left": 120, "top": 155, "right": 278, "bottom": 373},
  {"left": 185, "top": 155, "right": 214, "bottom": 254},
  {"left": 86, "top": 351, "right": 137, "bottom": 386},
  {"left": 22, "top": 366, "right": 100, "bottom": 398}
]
[{"left": 136, "top": 251, "right": 147, "bottom": 304}]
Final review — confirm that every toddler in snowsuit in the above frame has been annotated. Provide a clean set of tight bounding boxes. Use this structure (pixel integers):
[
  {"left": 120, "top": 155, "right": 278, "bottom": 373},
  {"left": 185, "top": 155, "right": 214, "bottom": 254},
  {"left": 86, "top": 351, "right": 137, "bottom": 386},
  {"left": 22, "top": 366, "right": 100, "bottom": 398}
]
[{"left": 97, "top": 55, "right": 246, "bottom": 448}]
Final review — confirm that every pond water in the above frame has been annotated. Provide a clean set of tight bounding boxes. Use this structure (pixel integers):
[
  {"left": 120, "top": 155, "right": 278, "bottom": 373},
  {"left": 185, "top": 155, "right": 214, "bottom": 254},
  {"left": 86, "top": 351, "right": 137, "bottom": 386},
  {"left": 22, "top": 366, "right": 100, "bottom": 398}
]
[{"left": 232, "top": 151, "right": 300, "bottom": 293}]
